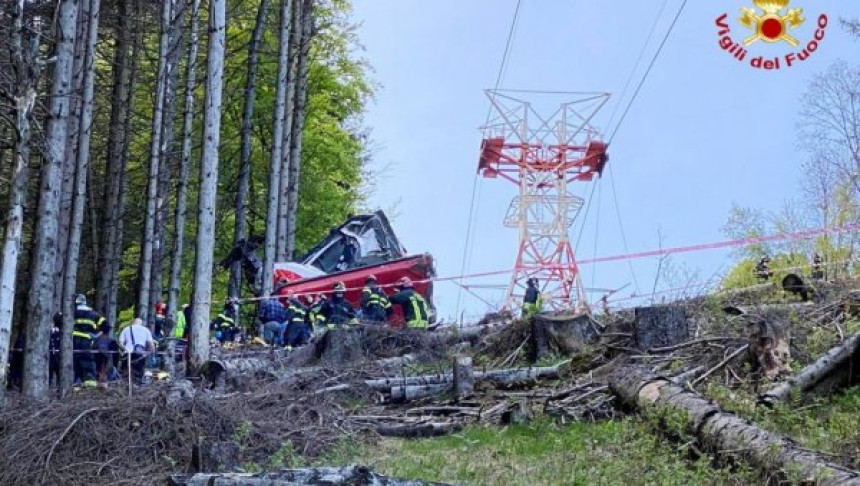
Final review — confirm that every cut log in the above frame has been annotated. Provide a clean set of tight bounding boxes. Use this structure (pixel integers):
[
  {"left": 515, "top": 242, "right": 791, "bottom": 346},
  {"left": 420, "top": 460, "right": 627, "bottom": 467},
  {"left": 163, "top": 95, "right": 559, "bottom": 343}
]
[
  {"left": 760, "top": 333, "right": 860, "bottom": 406},
  {"left": 365, "top": 373, "right": 452, "bottom": 390},
  {"left": 633, "top": 306, "right": 688, "bottom": 351},
  {"left": 170, "top": 465, "right": 447, "bottom": 485},
  {"left": 745, "top": 315, "right": 791, "bottom": 379},
  {"left": 609, "top": 366, "right": 860, "bottom": 485},
  {"left": 531, "top": 313, "right": 601, "bottom": 361},
  {"left": 452, "top": 356, "right": 474, "bottom": 400},
  {"left": 390, "top": 384, "right": 450, "bottom": 402},
  {"left": 368, "top": 363, "right": 568, "bottom": 393},
  {"left": 376, "top": 422, "right": 462, "bottom": 438}
]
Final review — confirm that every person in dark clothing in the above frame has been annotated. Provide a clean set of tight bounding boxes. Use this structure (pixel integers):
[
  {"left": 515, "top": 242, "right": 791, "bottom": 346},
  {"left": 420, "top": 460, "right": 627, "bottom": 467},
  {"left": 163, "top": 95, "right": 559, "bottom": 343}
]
[
  {"left": 93, "top": 323, "right": 117, "bottom": 388},
  {"left": 811, "top": 253, "right": 824, "bottom": 280},
  {"left": 389, "top": 277, "right": 429, "bottom": 329},
  {"left": 284, "top": 293, "right": 310, "bottom": 347},
  {"left": 8, "top": 333, "right": 24, "bottom": 391},
  {"left": 308, "top": 294, "right": 328, "bottom": 333},
  {"left": 153, "top": 302, "right": 167, "bottom": 340},
  {"left": 73, "top": 294, "right": 103, "bottom": 385},
  {"left": 522, "top": 278, "right": 542, "bottom": 319},
  {"left": 755, "top": 255, "right": 773, "bottom": 282},
  {"left": 50, "top": 313, "right": 62, "bottom": 388},
  {"left": 361, "top": 275, "right": 391, "bottom": 323},
  {"left": 322, "top": 282, "right": 356, "bottom": 328},
  {"left": 258, "top": 295, "right": 289, "bottom": 345},
  {"left": 211, "top": 303, "right": 237, "bottom": 343}
]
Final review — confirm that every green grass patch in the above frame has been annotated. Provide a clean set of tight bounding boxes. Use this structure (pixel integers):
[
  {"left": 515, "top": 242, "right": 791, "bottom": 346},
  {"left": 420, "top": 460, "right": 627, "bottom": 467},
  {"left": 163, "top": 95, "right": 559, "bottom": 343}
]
[
  {"left": 319, "top": 418, "right": 757, "bottom": 485},
  {"left": 706, "top": 384, "right": 860, "bottom": 468}
]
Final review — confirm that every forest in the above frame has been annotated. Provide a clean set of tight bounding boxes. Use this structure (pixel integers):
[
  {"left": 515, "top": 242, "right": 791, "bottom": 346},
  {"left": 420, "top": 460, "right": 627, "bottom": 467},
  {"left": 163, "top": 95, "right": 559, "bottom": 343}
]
[{"left": 0, "top": 0, "right": 373, "bottom": 401}]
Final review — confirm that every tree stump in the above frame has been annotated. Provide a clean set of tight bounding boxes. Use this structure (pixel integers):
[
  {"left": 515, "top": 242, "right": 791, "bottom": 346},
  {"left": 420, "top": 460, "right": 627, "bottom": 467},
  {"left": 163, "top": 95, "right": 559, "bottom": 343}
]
[
  {"left": 633, "top": 305, "right": 688, "bottom": 351},
  {"left": 745, "top": 316, "right": 791, "bottom": 380},
  {"left": 315, "top": 328, "right": 364, "bottom": 365},
  {"left": 531, "top": 313, "right": 600, "bottom": 362},
  {"left": 452, "top": 356, "right": 473, "bottom": 400},
  {"left": 191, "top": 440, "right": 240, "bottom": 473}
]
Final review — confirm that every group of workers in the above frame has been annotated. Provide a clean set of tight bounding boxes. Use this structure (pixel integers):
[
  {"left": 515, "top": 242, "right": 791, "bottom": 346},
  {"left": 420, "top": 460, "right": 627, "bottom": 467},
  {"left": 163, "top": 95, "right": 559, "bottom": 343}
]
[
  {"left": 255, "top": 275, "right": 431, "bottom": 347},
  {"left": 755, "top": 252, "right": 827, "bottom": 282}
]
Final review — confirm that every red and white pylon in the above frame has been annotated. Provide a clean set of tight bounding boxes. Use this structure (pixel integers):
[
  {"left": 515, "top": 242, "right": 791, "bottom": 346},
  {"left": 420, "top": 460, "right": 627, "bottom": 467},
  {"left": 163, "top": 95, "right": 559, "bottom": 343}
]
[{"left": 477, "top": 90, "right": 610, "bottom": 312}]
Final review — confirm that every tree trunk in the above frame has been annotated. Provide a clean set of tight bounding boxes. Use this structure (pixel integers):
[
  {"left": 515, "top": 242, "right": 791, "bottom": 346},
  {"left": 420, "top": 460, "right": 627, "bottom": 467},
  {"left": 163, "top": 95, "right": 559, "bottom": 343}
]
[
  {"left": 276, "top": 0, "right": 301, "bottom": 261},
  {"left": 262, "top": 0, "right": 294, "bottom": 297},
  {"left": 0, "top": 0, "right": 40, "bottom": 401},
  {"left": 760, "top": 333, "right": 860, "bottom": 406},
  {"left": 229, "top": 0, "right": 272, "bottom": 307},
  {"left": 61, "top": 0, "right": 101, "bottom": 398},
  {"left": 53, "top": 0, "right": 89, "bottom": 316},
  {"left": 139, "top": 0, "right": 174, "bottom": 325},
  {"left": 24, "top": 0, "right": 78, "bottom": 401},
  {"left": 189, "top": 0, "right": 227, "bottom": 371},
  {"left": 96, "top": 0, "right": 134, "bottom": 318},
  {"left": 609, "top": 366, "right": 860, "bottom": 485},
  {"left": 150, "top": 0, "right": 185, "bottom": 317},
  {"left": 104, "top": 12, "right": 143, "bottom": 327},
  {"left": 284, "top": 0, "right": 315, "bottom": 260},
  {"left": 166, "top": 0, "right": 201, "bottom": 375}
]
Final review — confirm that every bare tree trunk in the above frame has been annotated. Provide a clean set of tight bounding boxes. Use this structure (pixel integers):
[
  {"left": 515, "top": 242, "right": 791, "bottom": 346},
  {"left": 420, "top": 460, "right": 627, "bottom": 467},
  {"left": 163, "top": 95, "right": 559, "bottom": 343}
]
[
  {"left": 151, "top": 0, "right": 184, "bottom": 315},
  {"left": 96, "top": 0, "right": 133, "bottom": 318},
  {"left": 54, "top": 0, "right": 89, "bottom": 316},
  {"left": 60, "top": 0, "right": 101, "bottom": 398},
  {"left": 284, "top": 0, "right": 314, "bottom": 260},
  {"left": 104, "top": 10, "right": 143, "bottom": 327},
  {"left": 166, "top": 0, "right": 201, "bottom": 375},
  {"left": 276, "top": 0, "right": 301, "bottom": 261},
  {"left": 190, "top": 0, "right": 227, "bottom": 371},
  {"left": 229, "top": 0, "right": 272, "bottom": 309},
  {"left": 0, "top": 0, "right": 40, "bottom": 401},
  {"left": 24, "top": 0, "right": 78, "bottom": 401},
  {"left": 139, "top": 0, "right": 174, "bottom": 325},
  {"left": 263, "top": 0, "right": 294, "bottom": 297}
]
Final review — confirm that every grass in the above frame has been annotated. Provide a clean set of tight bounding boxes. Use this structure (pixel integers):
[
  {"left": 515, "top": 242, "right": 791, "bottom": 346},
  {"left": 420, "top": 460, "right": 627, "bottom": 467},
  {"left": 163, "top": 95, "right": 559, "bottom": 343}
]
[
  {"left": 318, "top": 418, "right": 759, "bottom": 485},
  {"left": 707, "top": 384, "right": 860, "bottom": 468}
]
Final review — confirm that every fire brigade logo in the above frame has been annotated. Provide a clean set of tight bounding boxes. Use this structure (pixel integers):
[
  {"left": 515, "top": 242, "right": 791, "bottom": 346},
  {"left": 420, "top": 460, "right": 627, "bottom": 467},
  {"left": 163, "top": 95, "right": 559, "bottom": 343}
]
[
  {"left": 739, "top": 0, "right": 804, "bottom": 46},
  {"left": 715, "top": 1, "right": 827, "bottom": 71}
]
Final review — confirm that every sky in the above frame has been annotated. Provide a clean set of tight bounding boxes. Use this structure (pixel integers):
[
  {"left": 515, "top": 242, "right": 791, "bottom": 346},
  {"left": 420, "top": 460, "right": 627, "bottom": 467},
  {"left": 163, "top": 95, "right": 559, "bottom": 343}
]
[{"left": 352, "top": 0, "right": 860, "bottom": 322}]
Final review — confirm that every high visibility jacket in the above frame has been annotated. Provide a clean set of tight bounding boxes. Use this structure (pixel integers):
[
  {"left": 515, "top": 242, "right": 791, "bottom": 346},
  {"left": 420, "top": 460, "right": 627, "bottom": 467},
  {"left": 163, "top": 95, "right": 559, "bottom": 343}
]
[
  {"left": 522, "top": 286, "right": 542, "bottom": 318},
  {"left": 390, "top": 289, "right": 429, "bottom": 329},
  {"left": 308, "top": 300, "right": 327, "bottom": 330},
  {"left": 212, "top": 313, "right": 235, "bottom": 330},
  {"left": 286, "top": 299, "right": 308, "bottom": 326},
  {"left": 74, "top": 306, "right": 105, "bottom": 340},
  {"left": 174, "top": 306, "right": 188, "bottom": 338},
  {"left": 361, "top": 286, "right": 391, "bottom": 322}
]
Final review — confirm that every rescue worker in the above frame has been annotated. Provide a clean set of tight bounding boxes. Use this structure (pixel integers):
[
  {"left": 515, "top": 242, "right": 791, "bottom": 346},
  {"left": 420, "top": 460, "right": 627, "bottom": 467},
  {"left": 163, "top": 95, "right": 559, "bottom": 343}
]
[
  {"left": 153, "top": 302, "right": 167, "bottom": 339},
  {"left": 522, "top": 278, "right": 543, "bottom": 319},
  {"left": 308, "top": 294, "right": 328, "bottom": 333},
  {"left": 322, "top": 282, "right": 356, "bottom": 328},
  {"left": 174, "top": 304, "right": 190, "bottom": 339},
  {"left": 93, "top": 322, "right": 117, "bottom": 388},
  {"left": 811, "top": 253, "right": 824, "bottom": 280},
  {"left": 211, "top": 303, "right": 237, "bottom": 343},
  {"left": 755, "top": 255, "right": 773, "bottom": 282},
  {"left": 257, "top": 293, "right": 288, "bottom": 345},
  {"left": 73, "top": 294, "right": 103, "bottom": 386},
  {"left": 284, "top": 292, "right": 310, "bottom": 348},
  {"left": 389, "top": 277, "right": 430, "bottom": 329},
  {"left": 361, "top": 275, "right": 391, "bottom": 323}
]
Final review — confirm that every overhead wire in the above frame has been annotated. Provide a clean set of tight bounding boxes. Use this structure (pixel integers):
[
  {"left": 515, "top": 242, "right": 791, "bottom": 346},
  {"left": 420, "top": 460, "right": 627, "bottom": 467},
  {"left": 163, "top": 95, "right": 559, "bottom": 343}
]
[
  {"left": 455, "top": 0, "right": 523, "bottom": 318},
  {"left": 604, "top": 0, "right": 690, "bottom": 295}
]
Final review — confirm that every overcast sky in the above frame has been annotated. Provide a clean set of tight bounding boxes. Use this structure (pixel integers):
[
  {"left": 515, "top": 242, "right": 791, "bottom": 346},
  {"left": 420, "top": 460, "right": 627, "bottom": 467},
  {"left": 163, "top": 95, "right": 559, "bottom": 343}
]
[{"left": 352, "top": 0, "right": 860, "bottom": 321}]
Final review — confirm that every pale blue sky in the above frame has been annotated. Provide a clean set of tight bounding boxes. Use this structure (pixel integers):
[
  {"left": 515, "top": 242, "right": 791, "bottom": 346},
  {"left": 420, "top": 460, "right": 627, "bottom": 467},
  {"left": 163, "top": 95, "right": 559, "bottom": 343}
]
[{"left": 354, "top": 0, "right": 859, "bottom": 321}]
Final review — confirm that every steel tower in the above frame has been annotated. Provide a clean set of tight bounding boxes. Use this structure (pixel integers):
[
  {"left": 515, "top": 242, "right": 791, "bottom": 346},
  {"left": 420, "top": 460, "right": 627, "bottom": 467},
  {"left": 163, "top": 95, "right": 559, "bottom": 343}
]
[{"left": 477, "top": 90, "right": 610, "bottom": 312}]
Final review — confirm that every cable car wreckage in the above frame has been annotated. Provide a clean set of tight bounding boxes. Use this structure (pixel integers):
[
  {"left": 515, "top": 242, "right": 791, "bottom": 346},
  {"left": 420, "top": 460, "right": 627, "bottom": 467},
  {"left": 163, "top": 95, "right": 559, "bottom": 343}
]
[{"left": 220, "top": 210, "right": 437, "bottom": 325}]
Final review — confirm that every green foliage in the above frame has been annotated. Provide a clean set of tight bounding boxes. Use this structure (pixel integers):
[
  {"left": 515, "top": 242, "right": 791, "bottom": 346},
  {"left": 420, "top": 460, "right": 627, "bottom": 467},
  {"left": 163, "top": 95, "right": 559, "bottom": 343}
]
[
  {"left": 322, "top": 418, "right": 759, "bottom": 485},
  {"left": 721, "top": 252, "right": 808, "bottom": 291}
]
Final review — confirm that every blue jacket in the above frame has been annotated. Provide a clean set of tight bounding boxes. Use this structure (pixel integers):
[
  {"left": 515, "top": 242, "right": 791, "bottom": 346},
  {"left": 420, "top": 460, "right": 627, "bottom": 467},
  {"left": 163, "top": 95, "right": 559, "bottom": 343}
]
[{"left": 258, "top": 298, "right": 289, "bottom": 323}]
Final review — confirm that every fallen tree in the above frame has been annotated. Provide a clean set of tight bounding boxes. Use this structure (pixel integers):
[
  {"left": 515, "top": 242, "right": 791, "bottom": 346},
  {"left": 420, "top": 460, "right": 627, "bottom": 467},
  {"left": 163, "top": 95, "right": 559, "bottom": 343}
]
[
  {"left": 169, "top": 465, "right": 445, "bottom": 485},
  {"left": 759, "top": 333, "right": 860, "bottom": 406},
  {"left": 608, "top": 366, "right": 860, "bottom": 485}
]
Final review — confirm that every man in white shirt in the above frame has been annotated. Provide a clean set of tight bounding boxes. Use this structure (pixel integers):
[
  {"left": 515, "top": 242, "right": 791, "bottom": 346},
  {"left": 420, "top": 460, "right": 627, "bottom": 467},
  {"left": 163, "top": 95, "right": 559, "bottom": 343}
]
[{"left": 120, "top": 318, "right": 155, "bottom": 384}]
